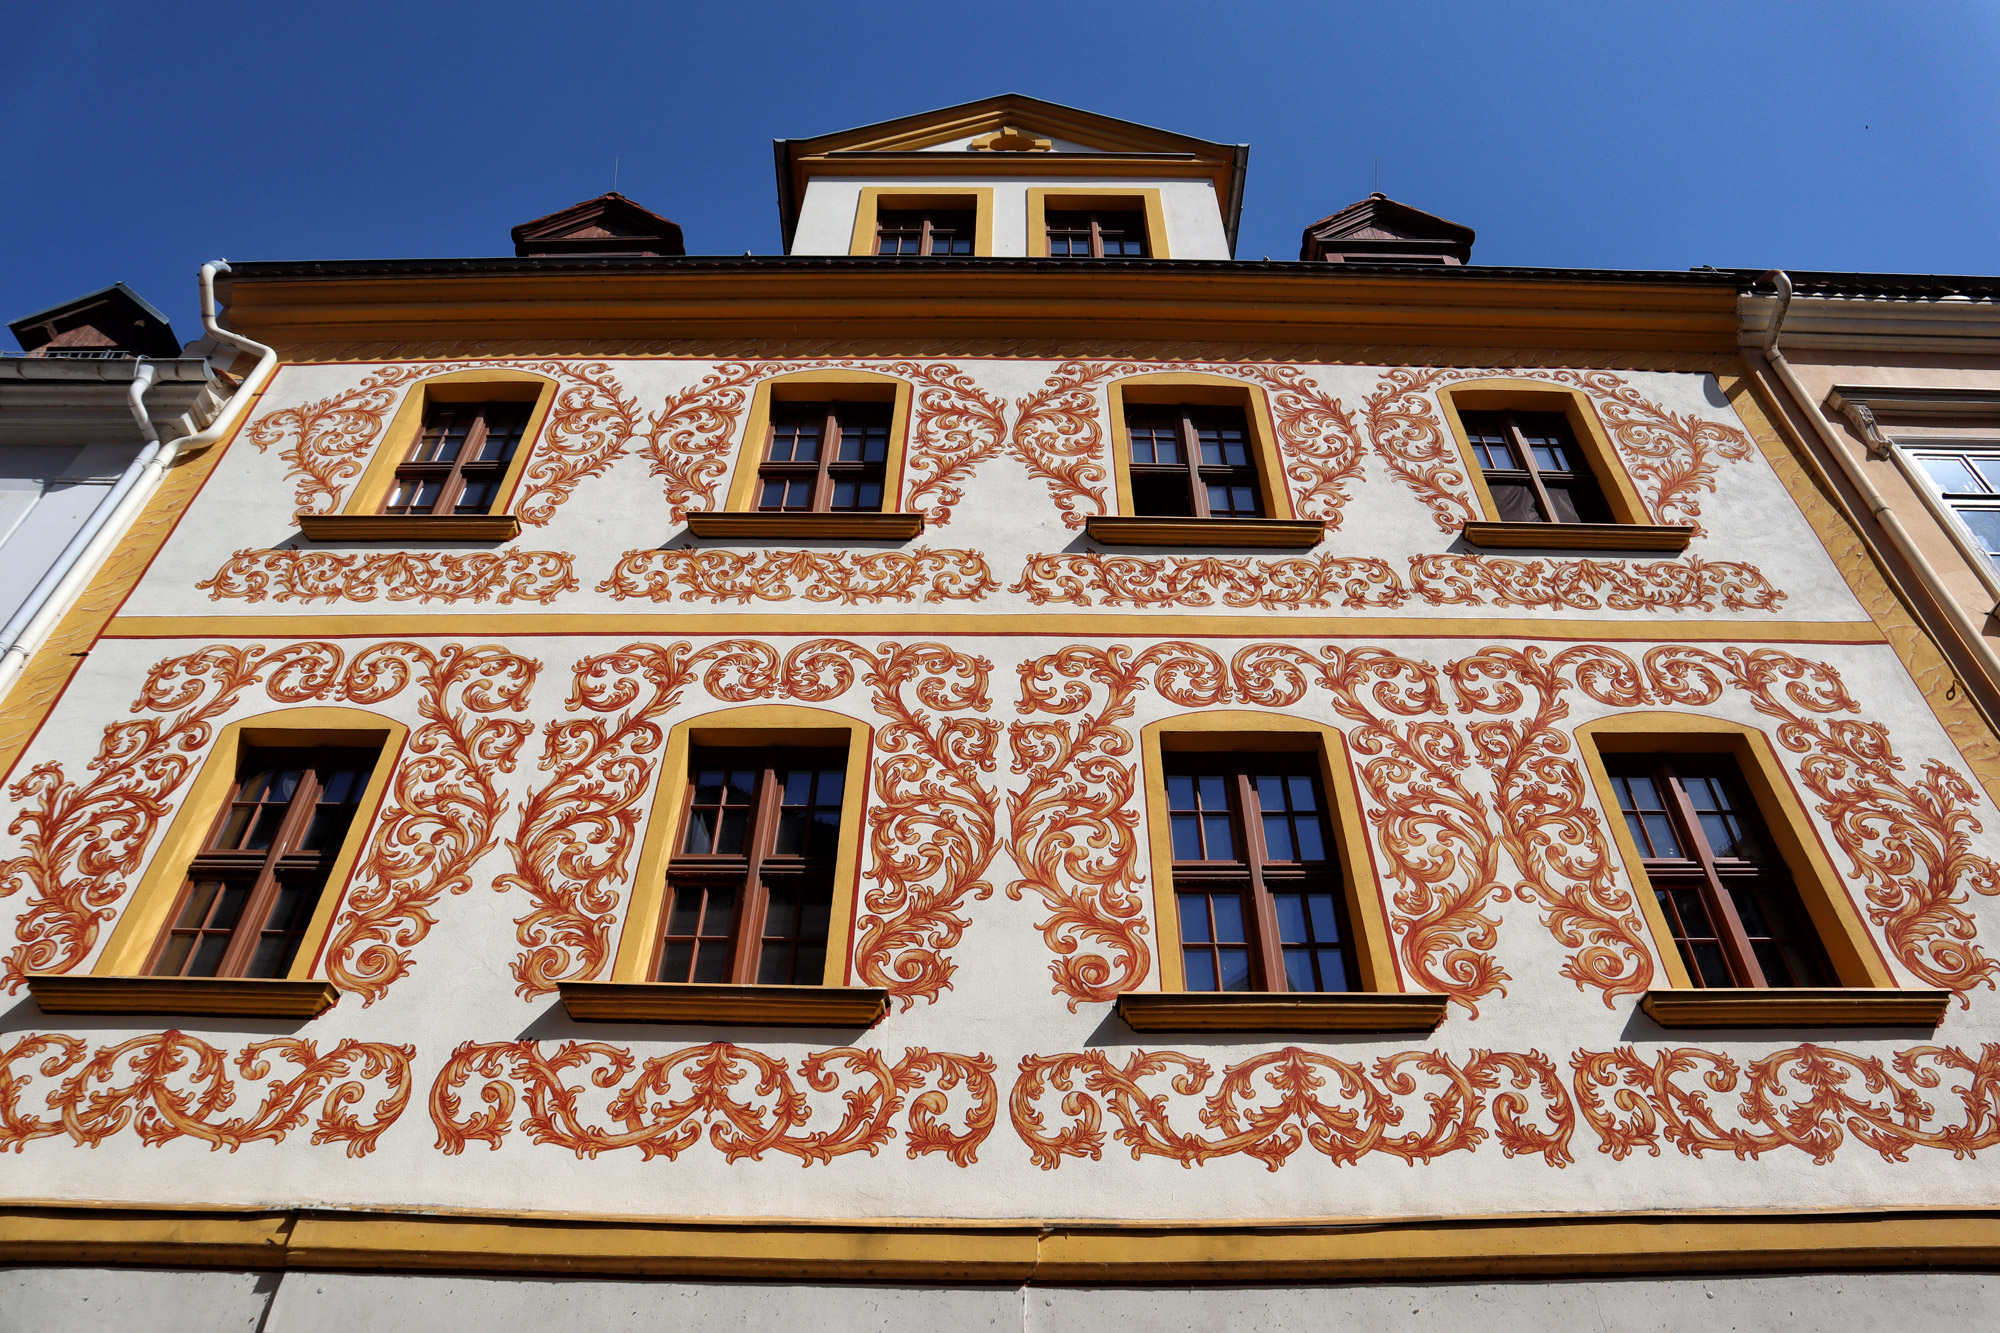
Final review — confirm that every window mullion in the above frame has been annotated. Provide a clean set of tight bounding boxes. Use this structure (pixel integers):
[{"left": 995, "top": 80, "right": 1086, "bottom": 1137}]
[
  {"left": 1237, "top": 768, "right": 1285, "bottom": 992},
  {"left": 215, "top": 768, "right": 320, "bottom": 978},
  {"left": 1180, "top": 410, "right": 1209, "bottom": 519},
  {"left": 813, "top": 407, "right": 839, "bottom": 513},
  {"left": 1507, "top": 413, "right": 1560, "bottom": 524},
  {"left": 1663, "top": 763, "right": 1764, "bottom": 987},
  {"left": 730, "top": 766, "right": 780, "bottom": 984}
]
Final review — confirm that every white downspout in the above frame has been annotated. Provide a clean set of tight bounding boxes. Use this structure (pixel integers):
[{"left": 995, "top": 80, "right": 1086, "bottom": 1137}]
[
  {"left": 1758, "top": 269, "right": 2000, "bottom": 699},
  {"left": 0, "top": 261, "right": 278, "bottom": 700}
]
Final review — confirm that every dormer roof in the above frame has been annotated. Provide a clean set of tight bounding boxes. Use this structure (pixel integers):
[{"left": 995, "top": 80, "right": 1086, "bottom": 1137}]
[
  {"left": 511, "top": 192, "right": 686, "bottom": 258},
  {"left": 9, "top": 282, "right": 181, "bottom": 357},
  {"left": 1300, "top": 193, "right": 1475, "bottom": 265},
  {"left": 773, "top": 93, "right": 1248, "bottom": 253}
]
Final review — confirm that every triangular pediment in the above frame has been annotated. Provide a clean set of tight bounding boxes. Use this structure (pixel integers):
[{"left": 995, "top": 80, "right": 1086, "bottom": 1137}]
[
  {"left": 511, "top": 192, "right": 685, "bottom": 257},
  {"left": 787, "top": 94, "right": 1234, "bottom": 160},
  {"left": 1300, "top": 193, "right": 1474, "bottom": 263}
]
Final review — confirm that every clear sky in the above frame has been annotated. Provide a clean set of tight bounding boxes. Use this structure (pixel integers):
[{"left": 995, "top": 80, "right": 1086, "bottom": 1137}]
[{"left": 5, "top": 0, "right": 1997, "bottom": 343}]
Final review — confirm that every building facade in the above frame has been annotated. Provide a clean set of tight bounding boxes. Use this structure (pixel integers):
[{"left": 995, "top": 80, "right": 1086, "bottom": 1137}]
[{"left": 6, "top": 97, "right": 2000, "bottom": 1327}]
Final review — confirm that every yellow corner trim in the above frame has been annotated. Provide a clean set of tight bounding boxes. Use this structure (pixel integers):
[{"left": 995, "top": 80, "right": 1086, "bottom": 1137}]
[
  {"left": 93, "top": 706, "right": 407, "bottom": 981},
  {"left": 847, "top": 187, "right": 996, "bottom": 257},
  {"left": 6, "top": 1202, "right": 2000, "bottom": 1283},
  {"left": 1439, "top": 379, "right": 1653, "bottom": 528},
  {"left": 611, "top": 704, "right": 873, "bottom": 986},
  {"left": 1574, "top": 711, "right": 1899, "bottom": 991},
  {"left": 1025, "top": 187, "right": 1170, "bottom": 260},
  {"left": 1140, "top": 712, "right": 1400, "bottom": 995},
  {"left": 1104, "top": 371, "right": 1295, "bottom": 522},
  {"left": 720, "top": 369, "right": 916, "bottom": 516},
  {"left": 342, "top": 368, "right": 557, "bottom": 519}
]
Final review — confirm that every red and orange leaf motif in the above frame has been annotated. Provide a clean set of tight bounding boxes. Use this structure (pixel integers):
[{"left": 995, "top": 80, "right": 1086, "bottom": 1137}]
[
  {"left": 1361, "top": 367, "right": 1478, "bottom": 533},
  {"left": 598, "top": 547, "right": 997, "bottom": 606},
  {"left": 1573, "top": 1042, "right": 2000, "bottom": 1164},
  {"left": 247, "top": 366, "right": 431, "bottom": 516},
  {"left": 1009, "top": 645, "right": 1238, "bottom": 1007},
  {"left": 885, "top": 361, "right": 1008, "bottom": 526},
  {"left": 1409, "top": 554, "right": 1784, "bottom": 614},
  {"left": 1449, "top": 646, "right": 1657, "bottom": 1005},
  {"left": 0, "top": 641, "right": 350, "bottom": 989},
  {"left": 198, "top": 548, "right": 578, "bottom": 606},
  {"left": 0, "top": 1029, "right": 412, "bottom": 1157},
  {"left": 1011, "top": 1046, "right": 1574, "bottom": 1170},
  {"left": 430, "top": 1039, "right": 997, "bottom": 1165},
  {"left": 1012, "top": 552, "right": 1408, "bottom": 610},
  {"left": 1232, "top": 364, "right": 1367, "bottom": 527},
  {"left": 512, "top": 361, "right": 646, "bottom": 526},
  {"left": 1537, "top": 369, "right": 1754, "bottom": 536},
  {"left": 636, "top": 362, "right": 774, "bottom": 521},
  {"left": 1007, "top": 360, "right": 1149, "bottom": 528},
  {"left": 321, "top": 643, "right": 539, "bottom": 1003}
]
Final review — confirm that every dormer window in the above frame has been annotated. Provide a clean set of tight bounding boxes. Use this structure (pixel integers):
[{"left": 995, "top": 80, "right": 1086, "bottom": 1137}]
[
  {"left": 875, "top": 209, "right": 975, "bottom": 257},
  {"left": 1047, "top": 209, "right": 1148, "bottom": 258}
]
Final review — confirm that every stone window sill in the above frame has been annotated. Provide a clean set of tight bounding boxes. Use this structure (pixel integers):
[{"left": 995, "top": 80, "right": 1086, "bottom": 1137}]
[
  {"left": 1116, "top": 991, "right": 1447, "bottom": 1033},
  {"left": 1638, "top": 987, "right": 1950, "bottom": 1029},
  {"left": 1085, "top": 516, "right": 1325, "bottom": 549},
  {"left": 684, "top": 513, "right": 924, "bottom": 540},
  {"left": 1461, "top": 520, "right": 1693, "bottom": 552},
  {"left": 25, "top": 974, "right": 339, "bottom": 1018},
  {"left": 296, "top": 514, "right": 521, "bottom": 542},
  {"left": 558, "top": 981, "right": 889, "bottom": 1027}
]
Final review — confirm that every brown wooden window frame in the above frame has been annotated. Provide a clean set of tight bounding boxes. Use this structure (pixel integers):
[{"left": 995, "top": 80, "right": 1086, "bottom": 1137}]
[
  {"left": 382, "top": 399, "right": 532, "bottom": 517},
  {"left": 1045, "top": 208, "right": 1150, "bottom": 259},
  {"left": 756, "top": 401, "right": 893, "bottom": 514},
  {"left": 873, "top": 208, "right": 976, "bottom": 257},
  {"left": 655, "top": 746, "right": 848, "bottom": 986},
  {"left": 1166, "top": 752, "right": 1358, "bottom": 994},
  {"left": 1124, "top": 402, "right": 1265, "bottom": 519},
  {"left": 1606, "top": 753, "right": 1835, "bottom": 989},
  {"left": 1458, "top": 407, "right": 1614, "bottom": 526},
  {"left": 147, "top": 746, "right": 379, "bottom": 980}
]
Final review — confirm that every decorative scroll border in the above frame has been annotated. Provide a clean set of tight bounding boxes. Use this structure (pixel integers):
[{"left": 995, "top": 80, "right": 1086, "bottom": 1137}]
[
  {"left": 1012, "top": 553, "right": 1408, "bottom": 611},
  {"left": 198, "top": 549, "right": 578, "bottom": 606},
  {"left": 0, "top": 1029, "right": 413, "bottom": 1157},
  {"left": 599, "top": 548, "right": 997, "bottom": 606}
]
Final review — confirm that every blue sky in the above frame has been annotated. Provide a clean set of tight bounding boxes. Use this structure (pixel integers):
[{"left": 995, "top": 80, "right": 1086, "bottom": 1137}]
[{"left": 5, "top": 1, "right": 1997, "bottom": 343}]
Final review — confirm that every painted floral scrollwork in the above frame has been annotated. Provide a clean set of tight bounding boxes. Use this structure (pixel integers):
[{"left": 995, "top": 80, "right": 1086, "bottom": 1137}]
[
  {"left": 1012, "top": 552, "right": 1408, "bottom": 611},
  {"left": 599, "top": 547, "right": 997, "bottom": 605},
  {"left": 1012, "top": 1046, "right": 1574, "bottom": 1170},
  {"left": 247, "top": 366, "right": 432, "bottom": 516},
  {"left": 1006, "top": 360, "right": 1147, "bottom": 528},
  {"left": 1539, "top": 369, "right": 1754, "bottom": 535},
  {"left": 1233, "top": 364, "right": 1367, "bottom": 527},
  {"left": 886, "top": 361, "right": 1008, "bottom": 526},
  {"left": 431, "top": 1039, "right": 997, "bottom": 1165},
  {"left": 0, "top": 641, "right": 349, "bottom": 989},
  {"left": 1573, "top": 1042, "right": 2000, "bottom": 1164},
  {"left": 198, "top": 549, "right": 579, "bottom": 606},
  {"left": 635, "top": 362, "right": 775, "bottom": 521},
  {"left": 1361, "top": 367, "right": 1477, "bottom": 533},
  {"left": 0, "top": 1030, "right": 413, "bottom": 1157},
  {"left": 322, "top": 643, "right": 540, "bottom": 1003},
  {"left": 1409, "top": 554, "right": 1784, "bottom": 614}
]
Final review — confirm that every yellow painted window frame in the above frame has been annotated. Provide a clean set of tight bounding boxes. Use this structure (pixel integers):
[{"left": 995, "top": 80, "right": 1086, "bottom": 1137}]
[
  {"left": 722, "top": 370, "right": 916, "bottom": 514},
  {"left": 1141, "top": 711, "right": 1398, "bottom": 993},
  {"left": 1438, "top": 379, "right": 1652, "bottom": 527},
  {"left": 847, "top": 187, "right": 996, "bottom": 257},
  {"left": 343, "top": 369, "right": 560, "bottom": 518},
  {"left": 92, "top": 706, "right": 407, "bottom": 979},
  {"left": 1107, "top": 372, "right": 1296, "bottom": 521},
  {"left": 1575, "top": 712, "right": 1897, "bottom": 989},
  {"left": 1025, "top": 187, "right": 1171, "bottom": 260},
  {"left": 610, "top": 704, "right": 874, "bottom": 986}
]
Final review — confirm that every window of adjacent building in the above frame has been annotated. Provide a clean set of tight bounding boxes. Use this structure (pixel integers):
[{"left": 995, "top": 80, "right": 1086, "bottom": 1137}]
[
  {"left": 1168, "top": 754, "right": 1356, "bottom": 992},
  {"left": 383, "top": 400, "right": 529, "bottom": 516},
  {"left": 659, "top": 747, "right": 845, "bottom": 985},
  {"left": 1126, "top": 404, "right": 1263, "bottom": 518},
  {"left": 1607, "top": 754, "right": 1833, "bottom": 988},
  {"left": 875, "top": 208, "right": 975, "bottom": 257},
  {"left": 150, "top": 747, "right": 377, "bottom": 978},
  {"left": 758, "top": 402, "right": 892, "bottom": 513},
  {"left": 1459, "top": 409, "right": 1613, "bottom": 525},
  {"left": 1908, "top": 443, "right": 2000, "bottom": 570},
  {"left": 1046, "top": 209, "right": 1148, "bottom": 258}
]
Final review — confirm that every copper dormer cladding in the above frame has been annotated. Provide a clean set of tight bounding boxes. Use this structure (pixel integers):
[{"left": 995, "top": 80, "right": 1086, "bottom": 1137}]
[
  {"left": 1300, "top": 192, "right": 1475, "bottom": 265},
  {"left": 9, "top": 282, "right": 181, "bottom": 357},
  {"left": 510, "top": 191, "right": 687, "bottom": 258}
]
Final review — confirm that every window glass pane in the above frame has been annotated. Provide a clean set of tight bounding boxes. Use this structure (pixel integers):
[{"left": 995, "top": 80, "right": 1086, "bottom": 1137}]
[
  {"left": 1170, "top": 813, "right": 1201, "bottom": 860},
  {"left": 156, "top": 933, "right": 193, "bottom": 976},
  {"left": 667, "top": 885, "right": 703, "bottom": 937},
  {"left": 1131, "top": 472, "right": 1194, "bottom": 517},
  {"left": 1488, "top": 481, "right": 1543, "bottom": 523},
  {"left": 1202, "top": 813, "right": 1235, "bottom": 861},
  {"left": 765, "top": 883, "right": 799, "bottom": 938},
  {"left": 1211, "top": 894, "right": 1247, "bottom": 943},
  {"left": 1282, "top": 948, "right": 1315, "bottom": 992},
  {"left": 1217, "top": 948, "right": 1252, "bottom": 991},
  {"left": 1953, "top": 506, "right": 2000, "bottom": 558},
  {"left": 1974, "top": 458, "right": 2000, "bottom": 491},
  {"left": 190, "top": 933, "right": 230, "bottom": 976},
  {"left": 1273, "top": 893, "right": 1308, "bottom": 944},
  {"left": 1922, "top": 456, "right": 1984, "bottom": 492},
  {"left": 1261, "top": 811, "right": 1295, "bottom": 861},
  {"left": 716, "top": 809, "right": 749, "bottom": 855},
  {"left": 1308, "top": 894, "right": 1341, "bottom": 941},
  {"left": 1184, "top": 952, "right": 1217, "bottom": 991},
  {"left": 1690, "top": 941, "right": 1733, "bottom": 987},
  {"left": 1179, "top": 895, "right": 1211, "bottom": 942},
  {"left": 176, "top": 879, "right": 222, "bottom": 928},
  {"left": 692, "top": 940, "right": 730, "bottom": 982}
]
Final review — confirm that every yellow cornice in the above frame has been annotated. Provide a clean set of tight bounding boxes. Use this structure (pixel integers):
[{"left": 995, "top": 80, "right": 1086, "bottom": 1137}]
[
  {"left": 99, "top": 613, "right": 1889, "bottom": 644},
  {"left": 220, "top": 270, "right": 1741, "bottom": 354},
  {"left": 6, "top": 1201, "right": 2000, "bottom": 1282}
]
